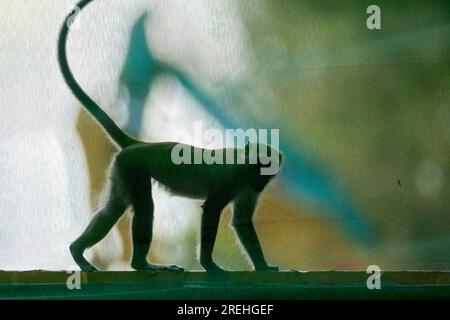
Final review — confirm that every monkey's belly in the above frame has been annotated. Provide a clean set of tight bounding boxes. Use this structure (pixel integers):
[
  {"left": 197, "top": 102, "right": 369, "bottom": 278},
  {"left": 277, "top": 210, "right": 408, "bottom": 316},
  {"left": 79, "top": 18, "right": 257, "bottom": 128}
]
[
  {"left": 135, "top": 143, "right": 230, "bottom": 200},
  {"left": 153, "top": 176, "right": 209, "bottom": 200}
]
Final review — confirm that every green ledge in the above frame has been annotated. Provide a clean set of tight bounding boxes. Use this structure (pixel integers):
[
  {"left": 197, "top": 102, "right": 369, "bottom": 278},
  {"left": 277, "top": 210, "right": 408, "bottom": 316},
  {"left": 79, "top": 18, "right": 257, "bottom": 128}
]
[{"left": 1, "top": 271, "right": 450, "bottom": 300}]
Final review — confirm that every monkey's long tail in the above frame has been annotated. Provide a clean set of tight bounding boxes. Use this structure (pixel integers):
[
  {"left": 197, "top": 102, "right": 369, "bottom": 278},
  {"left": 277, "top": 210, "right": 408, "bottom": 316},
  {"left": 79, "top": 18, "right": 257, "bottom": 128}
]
[{"left": 58, "top": 0, "right": 140, "bottom": 149}]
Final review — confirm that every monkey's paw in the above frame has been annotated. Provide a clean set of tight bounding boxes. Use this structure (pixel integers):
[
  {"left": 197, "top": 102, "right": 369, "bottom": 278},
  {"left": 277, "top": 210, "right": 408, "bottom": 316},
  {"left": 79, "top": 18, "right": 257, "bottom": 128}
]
[
  {"left": 69, "top": 244, "right": 99, "bottom": 272},
  {"left": 80, "top": 264, "right": 99, "bottom": 272},
  {"left": 131, "top": 262, "right": 184, "bottom": 272},
  {"left": 255, "top": 265, "right": 279, "bottom": 272},
  {"left": 202, "top": 261, "right": 227, "bottom": 274}
]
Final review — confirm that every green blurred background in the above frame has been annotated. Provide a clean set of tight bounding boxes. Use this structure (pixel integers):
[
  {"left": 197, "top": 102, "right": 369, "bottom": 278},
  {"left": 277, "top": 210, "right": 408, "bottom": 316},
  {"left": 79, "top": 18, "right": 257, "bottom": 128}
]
[{"left": 222, "top": 0, "right": 450, "bottom": 270}]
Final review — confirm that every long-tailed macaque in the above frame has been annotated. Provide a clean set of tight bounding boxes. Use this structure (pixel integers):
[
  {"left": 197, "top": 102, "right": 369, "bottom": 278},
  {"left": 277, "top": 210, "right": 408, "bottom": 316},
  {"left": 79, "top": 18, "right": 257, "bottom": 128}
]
[{"left": 58, "top": 0, "right": 282, "bottom": 272}]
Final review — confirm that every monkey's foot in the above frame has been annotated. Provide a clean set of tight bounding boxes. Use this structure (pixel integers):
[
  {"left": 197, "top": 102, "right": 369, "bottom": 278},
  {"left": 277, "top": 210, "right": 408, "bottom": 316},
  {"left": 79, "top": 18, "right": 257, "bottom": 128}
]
[
  {"left": 78, "top": 263, "right": 99, "bottom": 272},
  {"left": 131, "top": 262, "right": 184, "bottom": 272},
  {"left": 69, "top": 243, "right": 99, "bottom": 272},
  {"left": 201, "top": 261, "right": 227, "bottom": 274},
  {"left": 255, "top": 265, "right": 279, "bottom": 272}
]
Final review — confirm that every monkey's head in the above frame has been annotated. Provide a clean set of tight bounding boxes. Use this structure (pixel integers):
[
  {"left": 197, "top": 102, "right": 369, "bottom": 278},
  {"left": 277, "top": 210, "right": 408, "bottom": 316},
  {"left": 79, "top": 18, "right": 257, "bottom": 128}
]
[{"left": 245, "top": 143, "right": 283, "bottom": 193}]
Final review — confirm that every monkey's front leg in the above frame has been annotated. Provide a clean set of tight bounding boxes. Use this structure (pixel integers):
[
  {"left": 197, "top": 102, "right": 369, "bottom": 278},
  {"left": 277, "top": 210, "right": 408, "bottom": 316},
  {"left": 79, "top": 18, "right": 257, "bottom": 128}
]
[
  {"left": 232, "top": 191, "right": 279, "bottom": 272},
  {"left": 232, "top": 221, "right": 278, "bottom": 272},
  {"left": 200, "top": 199, "right": 227, "bottom": 273}
]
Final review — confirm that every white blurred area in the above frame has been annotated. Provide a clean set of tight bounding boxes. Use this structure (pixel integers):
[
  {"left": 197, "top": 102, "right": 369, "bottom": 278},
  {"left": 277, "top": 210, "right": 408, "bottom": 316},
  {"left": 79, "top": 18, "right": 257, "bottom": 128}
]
[{"left": 0, "top": 0, "right": 248, "bottom": 270}]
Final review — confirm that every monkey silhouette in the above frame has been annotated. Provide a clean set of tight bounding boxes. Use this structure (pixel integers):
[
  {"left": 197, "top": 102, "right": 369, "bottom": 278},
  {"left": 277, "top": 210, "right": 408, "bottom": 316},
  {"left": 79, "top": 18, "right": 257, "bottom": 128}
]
[{"left": 59, "top": 0, "right": 281, "bottom": 273}]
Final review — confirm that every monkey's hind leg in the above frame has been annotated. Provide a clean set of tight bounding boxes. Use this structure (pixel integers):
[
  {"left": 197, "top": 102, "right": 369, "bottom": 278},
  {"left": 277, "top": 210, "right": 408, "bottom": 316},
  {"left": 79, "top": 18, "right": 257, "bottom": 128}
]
[
  {"left": 199, "top": 197, "right": 228, "bottom": 273},
  {"left": 70, "top": 170, "right": 129, "bottom": 272},
  {"left": 129, "top": 176, "right": 184, "bottom": 272}
]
